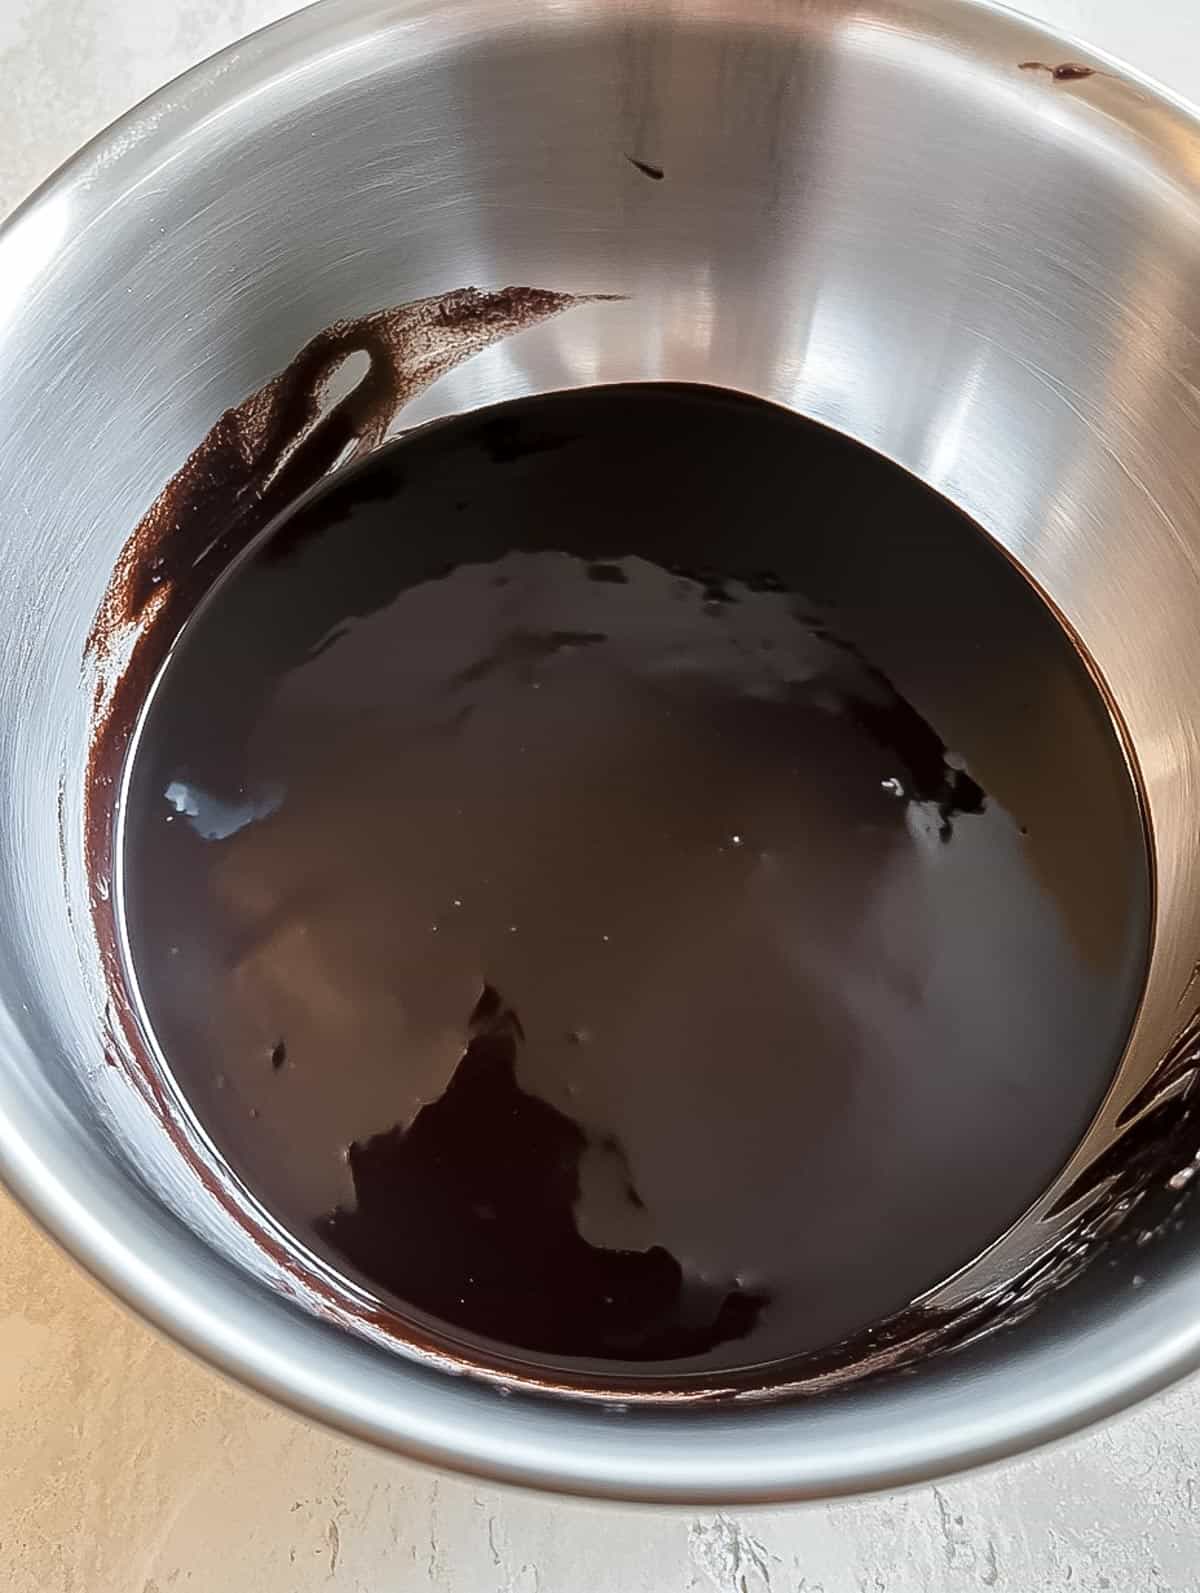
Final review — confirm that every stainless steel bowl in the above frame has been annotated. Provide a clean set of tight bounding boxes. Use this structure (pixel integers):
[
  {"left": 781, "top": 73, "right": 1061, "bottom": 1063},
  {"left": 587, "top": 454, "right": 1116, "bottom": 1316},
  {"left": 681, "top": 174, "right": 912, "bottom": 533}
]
[{"left": 4, "top": 0, "right": 1200, "bottom": 1503}]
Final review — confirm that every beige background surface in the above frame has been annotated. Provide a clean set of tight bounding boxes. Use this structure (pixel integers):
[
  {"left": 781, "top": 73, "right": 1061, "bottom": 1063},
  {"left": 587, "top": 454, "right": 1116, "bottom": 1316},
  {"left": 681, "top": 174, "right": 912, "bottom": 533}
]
[{"left": 4, "top": 0, "right": 1200, "bottom": 1587}]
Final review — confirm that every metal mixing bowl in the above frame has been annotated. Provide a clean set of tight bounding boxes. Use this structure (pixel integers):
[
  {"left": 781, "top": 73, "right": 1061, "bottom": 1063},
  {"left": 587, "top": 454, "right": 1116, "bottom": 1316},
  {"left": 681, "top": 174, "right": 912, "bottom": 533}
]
[{"left": 3, "top": 0, "right": 1200, "bottom": 1502}]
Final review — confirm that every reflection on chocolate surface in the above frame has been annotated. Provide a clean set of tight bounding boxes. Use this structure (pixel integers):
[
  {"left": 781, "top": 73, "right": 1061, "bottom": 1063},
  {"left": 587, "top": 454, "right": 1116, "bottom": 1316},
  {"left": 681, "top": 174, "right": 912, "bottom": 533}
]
[{"left": 322, "top": 983, "right": 765, "bottom": 1359}]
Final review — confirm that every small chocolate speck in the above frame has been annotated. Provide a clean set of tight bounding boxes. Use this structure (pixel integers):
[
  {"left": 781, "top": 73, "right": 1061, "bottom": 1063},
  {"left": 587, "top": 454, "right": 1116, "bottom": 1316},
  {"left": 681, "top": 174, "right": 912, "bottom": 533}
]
[
  {"left": 270, "top": 1040, "right": 287, "bottom": 1071},
  {"left": 1019, "top": 60, "right": 1096, "bottom": 82},
  {"left": 625, "top": 155, "right": 665, "bottom": 181}
]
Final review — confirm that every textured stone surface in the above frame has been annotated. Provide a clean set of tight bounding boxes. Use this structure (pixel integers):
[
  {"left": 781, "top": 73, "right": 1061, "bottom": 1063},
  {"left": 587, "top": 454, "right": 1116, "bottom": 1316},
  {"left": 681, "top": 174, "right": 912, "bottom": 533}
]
[{"left": 3, "top": 1, "right": 1200, "bottom": 1587}]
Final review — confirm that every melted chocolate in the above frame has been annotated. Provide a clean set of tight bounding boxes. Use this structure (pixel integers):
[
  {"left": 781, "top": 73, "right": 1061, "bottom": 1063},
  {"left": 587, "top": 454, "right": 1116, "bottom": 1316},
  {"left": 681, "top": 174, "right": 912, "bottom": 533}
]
[{"left": 115, "top": 383, "right": 1150, "bottom": 1382}]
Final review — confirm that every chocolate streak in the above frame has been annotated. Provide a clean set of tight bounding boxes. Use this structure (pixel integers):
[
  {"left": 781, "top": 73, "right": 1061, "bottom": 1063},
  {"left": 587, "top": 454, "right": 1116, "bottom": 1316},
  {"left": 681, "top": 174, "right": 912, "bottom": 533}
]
[{"left": 1018, "top": 61, "right": 1098, "bottom": 82}]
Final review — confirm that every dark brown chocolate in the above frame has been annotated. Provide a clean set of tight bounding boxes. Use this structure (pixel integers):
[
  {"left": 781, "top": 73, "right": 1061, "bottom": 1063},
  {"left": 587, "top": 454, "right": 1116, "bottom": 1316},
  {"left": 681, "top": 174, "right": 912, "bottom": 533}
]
[
  {"left": 625, "top": 155, "right": 665, "bottom": 181},
  {"left": 1019, "top": 61, "right": 1098, "bottom": 82},
  {"left": 111, "top": 382, "right": 1152, "bottom": 1383}
]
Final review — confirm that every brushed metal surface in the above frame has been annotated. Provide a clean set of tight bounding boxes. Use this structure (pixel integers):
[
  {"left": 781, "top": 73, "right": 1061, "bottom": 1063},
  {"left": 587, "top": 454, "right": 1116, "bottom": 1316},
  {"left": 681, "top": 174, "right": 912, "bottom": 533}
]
[{"left": 2, "top": 0, "right": 1200, "bottom": 1501}]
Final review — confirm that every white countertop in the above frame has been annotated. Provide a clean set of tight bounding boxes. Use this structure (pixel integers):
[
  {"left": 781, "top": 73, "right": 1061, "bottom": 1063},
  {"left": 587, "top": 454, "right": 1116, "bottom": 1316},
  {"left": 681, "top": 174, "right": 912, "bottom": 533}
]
[{"left": 4, "top": 1, "right": 1200, "bottom": 1587}]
